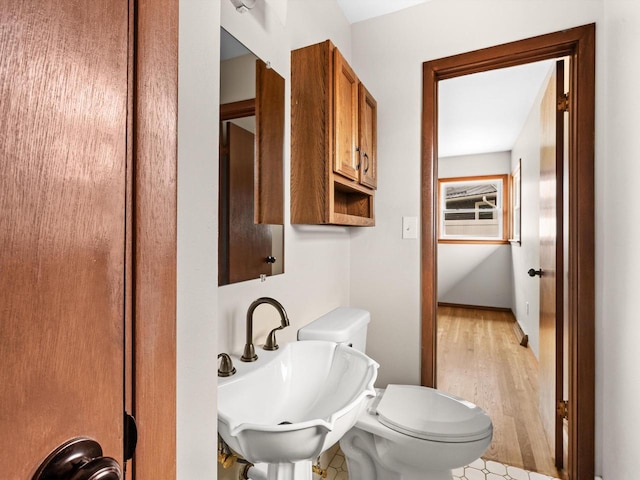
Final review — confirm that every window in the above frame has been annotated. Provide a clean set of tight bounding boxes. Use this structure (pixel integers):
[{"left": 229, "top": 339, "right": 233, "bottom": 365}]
[{"left": 438, "top": 174, "right": 509, "bottom": 243}]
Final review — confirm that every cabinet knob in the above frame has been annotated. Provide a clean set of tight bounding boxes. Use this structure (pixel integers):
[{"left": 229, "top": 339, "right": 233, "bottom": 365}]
[{"left": 266, "top": 256, "right": 276, "bottom": 264}]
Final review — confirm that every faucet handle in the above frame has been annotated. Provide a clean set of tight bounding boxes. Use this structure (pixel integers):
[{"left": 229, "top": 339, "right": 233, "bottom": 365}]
[
  {"left": 218, "top": 353, "right": 237, "bottom": 377},
  {"left": 263, "top": 326, "right": 284, "bottom": 351}
]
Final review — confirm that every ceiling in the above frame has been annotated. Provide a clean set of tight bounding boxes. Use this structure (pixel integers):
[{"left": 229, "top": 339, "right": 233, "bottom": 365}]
[
  {"left": 334, "top": 0, "right": 555, "bottom": 159},
  {"left": 336, "top": 0, "right": 429, "bottom": 24},
  {"left": 438, "top": 60, "right": 555, "bottom": 158}
]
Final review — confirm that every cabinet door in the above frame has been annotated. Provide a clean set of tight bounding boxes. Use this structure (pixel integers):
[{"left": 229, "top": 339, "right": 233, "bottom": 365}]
[
  {"left": 358, "top": 83, "right": 377, "bottom": 189},
  {"left": 255, "top": 58, "right": 285, "bottom": 225},
  {"left": 333, "top": 48, "right": 359, "bottom": 181}
]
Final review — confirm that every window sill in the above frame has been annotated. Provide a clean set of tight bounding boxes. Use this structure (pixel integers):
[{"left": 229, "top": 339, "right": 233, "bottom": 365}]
[{"left": 438, "top": 238, "right": 510, "bottom": 245}]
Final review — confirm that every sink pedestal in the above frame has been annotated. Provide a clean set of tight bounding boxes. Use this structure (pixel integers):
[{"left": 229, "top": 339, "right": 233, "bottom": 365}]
[{"left": 267, "top": 460, "right": 312, "bottom": 480}]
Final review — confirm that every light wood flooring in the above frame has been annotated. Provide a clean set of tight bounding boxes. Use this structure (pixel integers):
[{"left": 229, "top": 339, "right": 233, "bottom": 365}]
[{"left": 437, "top": 306, "right": 561, "bottom": 478}]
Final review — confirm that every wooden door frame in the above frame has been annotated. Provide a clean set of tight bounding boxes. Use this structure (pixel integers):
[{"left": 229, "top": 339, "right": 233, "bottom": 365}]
[
  {"left": 130, "top": 0, "right": 178, "bottom": 477},
  {"left": 421, "top": 24, "right": 595, "bottom": 480}
]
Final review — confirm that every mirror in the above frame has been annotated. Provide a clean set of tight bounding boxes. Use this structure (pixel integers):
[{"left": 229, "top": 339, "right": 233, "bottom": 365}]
[{"left": 219, "top": 28, "right": 285, "bottom": 286}]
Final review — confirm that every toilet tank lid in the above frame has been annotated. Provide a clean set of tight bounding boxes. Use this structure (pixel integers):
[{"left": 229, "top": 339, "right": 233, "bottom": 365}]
[{"left": 297, "top": 307, "right": 370, "bottom": 342}]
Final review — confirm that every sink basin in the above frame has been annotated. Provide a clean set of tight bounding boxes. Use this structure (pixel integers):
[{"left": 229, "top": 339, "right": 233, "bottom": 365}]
[{"left": 218, "top": 340, "right": 378, "bottom": 468}]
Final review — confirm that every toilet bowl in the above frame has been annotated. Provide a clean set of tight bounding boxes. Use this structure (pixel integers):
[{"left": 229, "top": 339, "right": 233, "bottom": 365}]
[
  {"left": 340, "top": 385, "right": 492, "bottom": 480},
  {"left": 298, "top": 308, "right": 493, "bottom": 480}
]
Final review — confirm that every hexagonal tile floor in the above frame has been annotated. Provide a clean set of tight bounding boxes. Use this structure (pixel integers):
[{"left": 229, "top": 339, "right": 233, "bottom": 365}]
[
  {"left": 317, "top": 451, "right": 562, "bottom": 480},
  {"left": 453, "top": 458, "right": 561, "bottom": 480}
]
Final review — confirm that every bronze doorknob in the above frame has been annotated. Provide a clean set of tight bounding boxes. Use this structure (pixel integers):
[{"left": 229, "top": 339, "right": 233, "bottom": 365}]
[
  {"left": 32, "top": 438, "right": 122, "bottom": 480},
  {"left": 528, "top": 268, "right": 543, "bottom": 277}
]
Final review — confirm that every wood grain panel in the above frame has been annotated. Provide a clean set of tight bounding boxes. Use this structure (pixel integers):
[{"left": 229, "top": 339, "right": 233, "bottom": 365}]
[
  {"left": 333, "top": 48, "right": 359, "bottom": 181},
  {"left": 228, "top": 123, "right": 272, "bottom": 283},
  {"left": 358, "top": 83, "right": 377, "bottom": 189},
  {"left": 220, "top": 99, "right": 255, "bottom": 121},
  {"left": 133, "top": 0, "right": 178, "bottom": 477},
  {"left": 291, "top": 40, "right": 375, "bottom": 227},
  {"left": 568, "top": 25, "right": 596, "bottom": 480},
  {"left": 124, "top": 4, "right": 135, "bottom": 479},
  {"left": 255, "top": 59, "right": 285, "bottom": 225},
  {"left": 291, "top": 41, "right": 332, "bottom": 224},
  {"left": 538, "top": 67, "right": 559, "bottom": 462},
  {"left": 421, "top": 60, "right": 439, "bottom": 387},
  {"left": 0, "top": 0, "right": 128, "bottom": 476},
  {"left": 554, "top": 59, "right": 567, "bottom": 469}
]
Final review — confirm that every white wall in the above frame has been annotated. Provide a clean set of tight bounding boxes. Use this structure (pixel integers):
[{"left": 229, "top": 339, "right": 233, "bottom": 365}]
[
  {"left": 215, "top": 2, "right": 354, "bottom": 478},
  {"left": 601, "top": 1, "right": 640, "bottom": 479},
  {"left": 509, "top": 67, "right": 554, "bottom": 359},
  {"left": 220, "top": 54, "right": 256, "bottom": 104},
  {"left": 217, "top": 0, "right": 354, "bottom": 357},
  {"left": 177, "top": 1, "right": 220, "bottom": 479},
  {"left": 439, "top": 245, "right": 514, "bottom": 307},
  {"left": 349, "top": 0, "right": 605, "bottom": 472},
  {"left": 178, "top": 1, "right": 354, "bottom": 477},
  {"left": 350, "top": 0, "right": 602, "bottom": 390},
  {"left": 437, "top": 152, "right": 514, "bottom": 310}
]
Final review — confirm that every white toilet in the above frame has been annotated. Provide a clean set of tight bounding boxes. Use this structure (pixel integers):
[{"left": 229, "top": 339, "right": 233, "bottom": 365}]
[{"left": 297, "top": 307, "right": 493, "bottom": 480}]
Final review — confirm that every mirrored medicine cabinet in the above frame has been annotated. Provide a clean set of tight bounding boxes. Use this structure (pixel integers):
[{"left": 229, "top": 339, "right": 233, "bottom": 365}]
[{"left": 219, "top": 28, "right": 285, "bottom": 286}]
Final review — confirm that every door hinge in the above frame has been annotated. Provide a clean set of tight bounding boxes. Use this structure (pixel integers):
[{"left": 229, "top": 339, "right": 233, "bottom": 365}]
[
  {"left": 557, "top": 92, "right": 570, "bottom": 112},
  {"left": 124, "top": 412, "right": 138, "bottom": 461},
  {"left": 557, "top": 400, "right": 569, "bottom": 420}
]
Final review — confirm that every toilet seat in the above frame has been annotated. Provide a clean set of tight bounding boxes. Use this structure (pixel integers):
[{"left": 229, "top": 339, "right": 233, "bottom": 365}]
[{"left": 375, "top": 385, "right": 492, "bottom": 443}]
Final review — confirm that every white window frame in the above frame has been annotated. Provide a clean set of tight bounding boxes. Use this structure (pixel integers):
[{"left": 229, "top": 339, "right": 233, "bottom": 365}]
[{"left": 438, "top": 174, "right": 509, "bottom": 244}]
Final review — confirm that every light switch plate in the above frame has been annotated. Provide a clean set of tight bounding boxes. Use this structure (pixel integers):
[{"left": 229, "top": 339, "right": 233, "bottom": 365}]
[{"left": 402, "top": 216, "right": 418, "bottom": 239}]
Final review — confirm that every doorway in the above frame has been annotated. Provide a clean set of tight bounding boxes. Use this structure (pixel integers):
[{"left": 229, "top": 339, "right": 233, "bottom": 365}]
[
  {"left": 421, "top": 25, "right": 595, "bottom": 480},
  {"left": 435, "top": 58, "right": 564, "bottom": 477}
]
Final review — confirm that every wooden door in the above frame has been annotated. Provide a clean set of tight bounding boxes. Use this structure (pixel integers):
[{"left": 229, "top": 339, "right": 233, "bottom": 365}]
[
  {"left": 358, "top": 83, "right": 377, "bottom": 189},
  {"left": 538, "top": 60, "right": 566, "bottom": 470},
  {"left": 0, "top": 0, "right": 128, "bottom": 477},
  {"left": 333, "top": 48, "right": 359, "bottom": 182},
  {"left": 225, "top": 122, "right": 272, "bottom": 284}
]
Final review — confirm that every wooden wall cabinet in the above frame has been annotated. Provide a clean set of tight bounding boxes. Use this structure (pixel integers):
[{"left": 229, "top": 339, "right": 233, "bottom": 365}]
[{"left": 291, "top": 40, "right": 377, "bottom": 226}]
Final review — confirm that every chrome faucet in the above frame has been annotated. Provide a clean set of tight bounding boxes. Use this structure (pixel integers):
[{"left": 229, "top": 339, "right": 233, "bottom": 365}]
[{"left": 241, "top": 297, "right": 290, "bottom": 362}]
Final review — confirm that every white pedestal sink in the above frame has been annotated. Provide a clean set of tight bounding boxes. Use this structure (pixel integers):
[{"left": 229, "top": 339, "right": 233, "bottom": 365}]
[{"left": 218, "top": 340, "right": 379, "bottom": 480}]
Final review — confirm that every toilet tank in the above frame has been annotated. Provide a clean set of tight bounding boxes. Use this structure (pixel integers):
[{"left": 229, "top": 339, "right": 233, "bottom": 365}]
[{"left": 297, "top": 307, "right": 370, "bottom": 353}]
